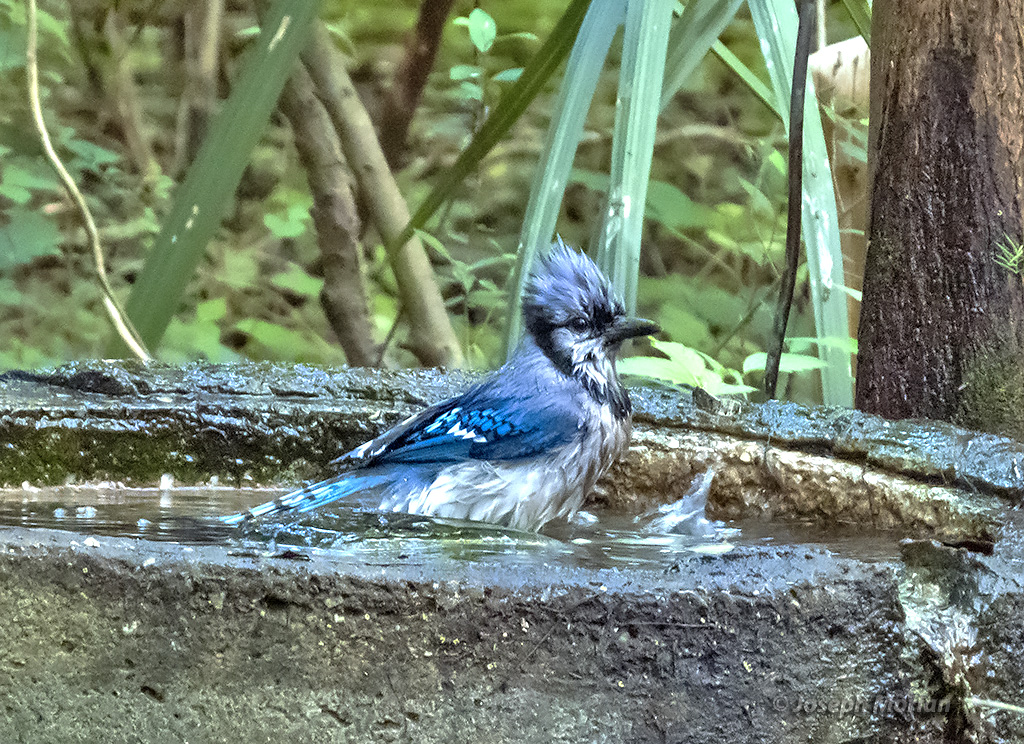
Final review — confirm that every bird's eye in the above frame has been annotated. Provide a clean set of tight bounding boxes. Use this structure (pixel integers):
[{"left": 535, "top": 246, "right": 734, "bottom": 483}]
[{"left": 568, "top": 317, "right": 589, "bottom": 333}]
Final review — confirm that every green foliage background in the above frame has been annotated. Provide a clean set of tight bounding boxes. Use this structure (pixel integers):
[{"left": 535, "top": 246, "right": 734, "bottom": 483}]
[{"left": 0, "top": 0, "right": 861, "bottom": 402}]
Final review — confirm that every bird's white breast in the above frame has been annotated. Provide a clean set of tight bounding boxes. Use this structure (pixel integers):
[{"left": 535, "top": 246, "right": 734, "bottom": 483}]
[{"left": 388, "top": 400, "right": 630, "bottom": 532}]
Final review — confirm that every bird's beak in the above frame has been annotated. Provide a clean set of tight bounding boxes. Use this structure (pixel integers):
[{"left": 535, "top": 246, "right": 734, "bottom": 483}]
[{"left": 605, "top": 316, "right": 660, "bottom": 345}]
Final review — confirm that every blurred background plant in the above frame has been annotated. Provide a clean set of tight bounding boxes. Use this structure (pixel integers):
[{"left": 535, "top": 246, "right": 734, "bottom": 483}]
[{"left": 0, "top": 0, "right": 868, "bottom": 406}]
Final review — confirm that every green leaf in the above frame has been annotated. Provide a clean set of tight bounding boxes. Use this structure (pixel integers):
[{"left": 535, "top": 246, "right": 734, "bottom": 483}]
[
  {"left": 645, "top": 179, "right": 714, "bottom": 231},
  {"left": 838, "top": 138, "right": 868, "bottom": 165},
  {"left": 237, "top": 319, "right": 302, "bottom": 355},
  {"left": 710, "top": 41, "right": 781, "bottom": 119},
  {"left": 163, "top": 303, "right": 236, "bottom": 364},
  {"left": 620, "top": 355, "right": 701, "bottom": 385},
  {"left": 496, "top": 32, "right": 539, "bottom": 43},
  {"left": 839, "top": 0, "right": 871, "bottom": 45},
  {"left": 492, "top": 67, "right": 523, "bottom": 83},
  {"left": 0, "top": 156, "right": 63, "bottom": 202},
  {"left": 0, "top": 277, "right": 24, "bottom": 306},
  {"left": 196, "top": 297, "right": 228, "bottom": 323},
  {"left": 0, "top": 209, "right": 62, "bottom": 271},
  {"left": 466, "top": 8, "right": 497, "bottom": 53},
  {"left": 468, "top": 254, "right": 514, "bottom": 273},
  {"left": 219, "top": 248, "right": 260, "bottom": 291},
  {"left": 264, "top": 201, "right": 310, "bottom": 239},
  {"left": 654, "top": 303, "right": 715, "bottom": 349},
  {"left": 660, "top": 0, "right": 745, "bottom": 109},
  {"left": 623, "top": 341, "right": 707, "bottom": 384},
  {"left": 742, "top": 351, "right": 827, "bottom": 375},
  {"left": 457, "top": 80, "right": 484, "bottom": 102},
  {"left": 639, "top": 272, "right": 756, "bottom": 331},
  {"left": 31, "top": 5, "right": 70, "bottom": 46},
  {"left": 271, "top": 265, "right": 323, "bottom": 298},
  {"left": 60, "top": 134, "right": 120, "bottom": 172},
  {"left": 785, "top": 335, "right": 858, "bottom": 354},
  {"left": 571, "top": 168, "right": 713, "bottom": 231},
  {"left": 414, "top": 229, "right": 454, "bottom": 262},
  {"left": 235, "top": 318, "right": 337, "bottom": 362},
  {"left": 0, "top": 338, "right": 55, "bottom": 371},
  {"left": 450, "top": 64, "right": 481, "bottom": 81},
  {"left": 620, "top": 340, "right": 755, "bottom": 395},
  {"left": 736, "top": 177, "right": 775, "bottom": 222},
  {"left": 0, "top": 27, "right": 26, "bottom": 71}
]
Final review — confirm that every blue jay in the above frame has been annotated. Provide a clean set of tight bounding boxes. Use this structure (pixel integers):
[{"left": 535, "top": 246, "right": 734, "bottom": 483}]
[{"left": 222, "top": 240, "right": 658, "bottom": 532}]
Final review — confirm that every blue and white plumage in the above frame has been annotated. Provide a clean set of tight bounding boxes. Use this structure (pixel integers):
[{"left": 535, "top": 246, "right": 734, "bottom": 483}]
[{"left": 221, "top": 239, "right": 658, "bottom": 532}]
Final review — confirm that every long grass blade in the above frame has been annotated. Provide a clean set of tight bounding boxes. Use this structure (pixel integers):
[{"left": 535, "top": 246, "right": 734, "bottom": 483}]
[
  {"left": 660, "top": 0, "right": 744, "bottom": 109},
  {"left": 594, "top": 0, "right": 675, "bottom": 314},
  {"left": 119, "top": 0, "right": 320, "bottom": 352},
  {"left": 504, "top": 0, "right": 624, "bottom": 356},
  {"left": 839, "top": 0, "right": 872, "bottom": 46},
  {"left": 710, "top": 40, "right": 781, "bottom": 119}
]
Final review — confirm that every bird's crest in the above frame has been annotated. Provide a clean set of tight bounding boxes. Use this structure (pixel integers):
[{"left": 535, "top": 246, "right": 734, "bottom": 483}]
[{"left": 522, "top": 238, "right": 622, "bottom": 336}]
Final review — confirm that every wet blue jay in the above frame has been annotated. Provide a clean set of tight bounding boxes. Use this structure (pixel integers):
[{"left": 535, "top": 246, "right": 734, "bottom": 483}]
[{"left": 221, "top": 240, "right": 658, "bottom": 532}]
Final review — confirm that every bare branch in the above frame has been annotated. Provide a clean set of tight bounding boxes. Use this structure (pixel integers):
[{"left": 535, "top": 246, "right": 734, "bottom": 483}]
[
  {"left": 26, "top": 0, "right": 151, "bottom": 362},
  {"left": 173, "top": 0, "right": 224, "bottom": 175},
  {"left": 378, "top": 0, "right": 457, "bottom": 167},
  {"left": 279, "top": 65, "right": 379, "bottom": 366},
  {"left": 301, "top": 26, "right": 463, "bottom": 368}
]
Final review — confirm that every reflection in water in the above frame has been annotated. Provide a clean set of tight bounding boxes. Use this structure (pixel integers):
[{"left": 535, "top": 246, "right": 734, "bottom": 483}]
[
  {"left": 0, "top": 483, "right": 903, "bottom": 570},
  {"left": 0, "top": 484, "right": 248, "bottom": 544}
]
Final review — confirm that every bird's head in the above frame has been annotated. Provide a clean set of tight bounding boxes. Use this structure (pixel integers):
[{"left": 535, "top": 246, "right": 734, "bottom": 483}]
[{"left": 522, "top": 240, "right": 659, "bottom": 411}]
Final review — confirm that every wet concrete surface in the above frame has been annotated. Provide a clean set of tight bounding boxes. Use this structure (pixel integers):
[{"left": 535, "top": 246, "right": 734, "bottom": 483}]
[
  {"left": 0, "top": 526, "right": 933, "bottom": 743},
  {"left": 0, "top": 361, "right": 1022, "bottom": 742}
]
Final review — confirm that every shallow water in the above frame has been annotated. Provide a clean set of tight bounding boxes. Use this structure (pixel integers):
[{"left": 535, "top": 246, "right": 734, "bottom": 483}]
[
  {"left": 0, "top": 483, "right": 256, "bottom": 543},
  {"left": 0, "top": 483, "right": 904, "bottom": 569}
]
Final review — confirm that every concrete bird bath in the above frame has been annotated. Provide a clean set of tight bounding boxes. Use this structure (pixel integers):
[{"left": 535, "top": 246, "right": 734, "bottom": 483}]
[{"left": 0, "top": 361, "right": 1021, "bottom": 743}]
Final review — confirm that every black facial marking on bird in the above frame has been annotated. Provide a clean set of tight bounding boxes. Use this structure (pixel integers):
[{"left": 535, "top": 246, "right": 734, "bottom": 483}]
[{"left": 522, "top": 239, "right": 657, "bottom": 416}]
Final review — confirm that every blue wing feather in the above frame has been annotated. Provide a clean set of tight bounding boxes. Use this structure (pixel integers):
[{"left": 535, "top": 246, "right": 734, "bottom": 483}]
[
  {"left": 221, "top": 343, "right": 583, "bottom": 527},
  {"left": 334, "top": 376, "right": 579, "bottom": 468},
  {"left": 219, "top": 471, "right": 393, "bottom": 526}
]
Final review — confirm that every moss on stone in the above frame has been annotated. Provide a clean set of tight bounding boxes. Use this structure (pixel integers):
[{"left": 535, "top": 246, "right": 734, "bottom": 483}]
[{"left": 957, "top": 345, "right": 1024, "bottom": 441}]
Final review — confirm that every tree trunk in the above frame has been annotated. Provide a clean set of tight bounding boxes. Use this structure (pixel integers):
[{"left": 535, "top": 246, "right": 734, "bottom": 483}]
[{"left": 856, "top": 0, "right": 1024, "bottom": 439}]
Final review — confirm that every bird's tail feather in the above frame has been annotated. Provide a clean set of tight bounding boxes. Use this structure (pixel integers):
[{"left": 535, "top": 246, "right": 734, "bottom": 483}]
[{"left": 220, "top": 472, "right": 389, "bottom": 527}]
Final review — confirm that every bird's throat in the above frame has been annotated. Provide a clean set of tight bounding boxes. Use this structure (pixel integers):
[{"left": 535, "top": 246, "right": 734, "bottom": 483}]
[{"left": 573, "top": 351, "right": 630, "bottom": 419}]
